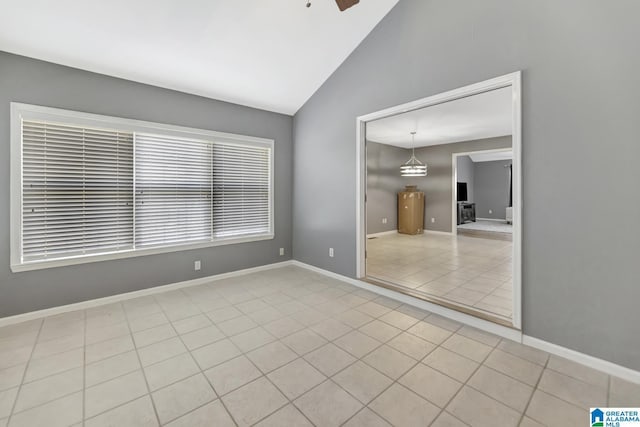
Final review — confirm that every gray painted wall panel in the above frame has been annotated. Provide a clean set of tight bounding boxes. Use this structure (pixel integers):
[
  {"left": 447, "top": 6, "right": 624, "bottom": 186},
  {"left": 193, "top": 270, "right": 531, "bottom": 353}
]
[
  {"left": 293, "top": 0, "right": 640, "bottom": 369},
  {"left": 366, "top": 142, "right": 407, "bottom": 234},
  {"left": 456, "top": 155, "right": 474, "bottom": 203},
  {"left": 0, "top": 52, "right": 293, "bottom": 318},
  {"left": 474, "top": 160, "right": 511, "bottom": 220}
]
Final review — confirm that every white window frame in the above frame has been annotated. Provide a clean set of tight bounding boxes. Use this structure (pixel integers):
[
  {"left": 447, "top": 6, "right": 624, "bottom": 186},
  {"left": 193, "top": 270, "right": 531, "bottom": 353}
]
[{"left": 10, "top": 103, "right": 275, "bottom": 272}]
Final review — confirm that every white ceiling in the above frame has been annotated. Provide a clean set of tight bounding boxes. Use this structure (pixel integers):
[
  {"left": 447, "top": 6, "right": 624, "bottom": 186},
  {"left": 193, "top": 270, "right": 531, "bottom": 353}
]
[
  {"left": 0, "top": 0, "right": 398, "bottom": 115},
  {"left": 366, "top": 87, "right": 513, "bottom": 148},
  {"left": 468, "top": 151, "right": 513, "bottom": 162}
]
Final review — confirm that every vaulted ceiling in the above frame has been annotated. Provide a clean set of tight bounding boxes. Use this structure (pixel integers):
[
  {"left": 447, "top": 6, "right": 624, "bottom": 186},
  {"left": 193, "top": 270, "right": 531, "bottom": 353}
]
[{"left": 0, "top": 0, "right": 399, "bottom": 114}]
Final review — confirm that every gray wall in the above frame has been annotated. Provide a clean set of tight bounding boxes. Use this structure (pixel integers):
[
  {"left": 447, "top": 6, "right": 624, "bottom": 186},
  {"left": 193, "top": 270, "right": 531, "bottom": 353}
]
[
  {"left": 0, "top": 52, "right": 293, "bottom": 318},
  {"left": 411, "top": 137, "right": 511, "bottom": 232},
  {"left": 456, "top": 155, "right": 474, "bottom": 203},
  {"left": 293, "top": 0, "right": 640, "bottom": 370},
  {"left": 365, "top": 141, "right": 407, "bottom": 234},
  {"left": 474, "top": 160, "right": 511, "bottom": 220}
]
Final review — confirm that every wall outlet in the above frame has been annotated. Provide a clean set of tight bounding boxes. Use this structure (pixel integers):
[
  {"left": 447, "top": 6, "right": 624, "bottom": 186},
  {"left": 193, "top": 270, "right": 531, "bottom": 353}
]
[
  {"left": 489, "top": 209, "right": 493, "bottom": 214},
  {"left": 329, "top": 248, "right": 334, "bottom": 258},
  {"left": 194, "top": 260, "right": 201, "bottom": 271},
  {"left": 382, "top": 217, "right": 388, "bottom": 224},
  {"left": 279, "top": 248, "right": 285, "bottom": 256},
  {"left": 431, "top": 217, "right": 435, "bottom": 223}
]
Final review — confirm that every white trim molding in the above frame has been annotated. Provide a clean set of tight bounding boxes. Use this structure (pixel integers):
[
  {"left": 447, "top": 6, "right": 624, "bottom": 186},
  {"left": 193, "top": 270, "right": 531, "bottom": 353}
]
[
  {"left": 356, "top": 71, "right": 523, "bottom": 330},
  {"left": 0, "top": 261, "right": 293, "bottom": 328},
  {"left": 523, "top": 335, "right": 640, "bottom": 384}
]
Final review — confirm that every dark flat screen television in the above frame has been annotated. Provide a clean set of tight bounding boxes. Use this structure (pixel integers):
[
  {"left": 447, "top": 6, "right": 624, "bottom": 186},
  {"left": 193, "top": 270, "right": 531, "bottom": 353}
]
[{"left": 457, "top": 182, "right": 468, "bottom": 202}]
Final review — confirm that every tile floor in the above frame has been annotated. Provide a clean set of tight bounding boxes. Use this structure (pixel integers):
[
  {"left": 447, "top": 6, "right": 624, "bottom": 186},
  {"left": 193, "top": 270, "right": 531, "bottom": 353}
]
[
  {"left": 0, "top": 266, "right": 637, "bottom": 427},
  {"left": 366, "top": 232, "right": 513, "bottom": 321}
]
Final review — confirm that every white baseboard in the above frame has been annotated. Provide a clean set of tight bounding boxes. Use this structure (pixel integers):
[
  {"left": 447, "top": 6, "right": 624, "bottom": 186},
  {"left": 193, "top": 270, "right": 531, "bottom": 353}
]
[
  {"left": 423, "top": 230, "right": 454, "bottom": 236},
  {"left": 523, "top": 335, "right": 640, "bottom": 384},
  {"left": 291, "top": 260, "right": 522, "bottom": 342},
  {"left": 475, "top": 217, "right": 508, "bottom": 222},
  {"left": 0, "top": 260, "right": 294, "bottom": 328},
  {"left": 366, "top": 230, "right": 397, "bottom": 238}
]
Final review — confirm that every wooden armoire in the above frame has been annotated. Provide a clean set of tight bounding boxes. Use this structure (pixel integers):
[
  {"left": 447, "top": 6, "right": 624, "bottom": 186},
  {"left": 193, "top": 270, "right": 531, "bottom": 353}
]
[{"left": 398, "top": 186, "right": 424, "bottom": 235}]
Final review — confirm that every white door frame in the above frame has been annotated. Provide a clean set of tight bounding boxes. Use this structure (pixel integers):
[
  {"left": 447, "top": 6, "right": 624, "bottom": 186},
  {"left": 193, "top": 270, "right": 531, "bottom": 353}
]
[
  {"left": 355, "top": 71, "right": 522, "bottom": 329},
  {"left": 452, "top": 148, "right": 513, "bottom": 236}
]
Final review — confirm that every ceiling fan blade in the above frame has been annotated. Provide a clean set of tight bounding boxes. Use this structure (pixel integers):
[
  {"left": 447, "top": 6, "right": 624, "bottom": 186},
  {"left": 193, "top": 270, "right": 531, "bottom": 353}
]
[{"left": 335, "top": 0, "right": 360, "bottom": 12}]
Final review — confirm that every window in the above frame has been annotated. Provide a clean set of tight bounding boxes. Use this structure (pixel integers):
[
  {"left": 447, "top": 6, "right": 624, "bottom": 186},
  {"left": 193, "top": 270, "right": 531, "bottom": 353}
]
[{"left": 10, "top": 104, "right": 274, "bottom": 272}]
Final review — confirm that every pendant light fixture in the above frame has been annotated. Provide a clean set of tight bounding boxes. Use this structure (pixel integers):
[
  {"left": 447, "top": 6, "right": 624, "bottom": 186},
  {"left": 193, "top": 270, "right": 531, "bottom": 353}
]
[{"left": 400, "top": 131, "right": 427, "bottom": 176}]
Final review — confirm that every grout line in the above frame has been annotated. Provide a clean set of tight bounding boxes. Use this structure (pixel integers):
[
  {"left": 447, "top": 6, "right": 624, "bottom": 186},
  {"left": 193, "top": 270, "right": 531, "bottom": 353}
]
[
  {"left": 517, "top": 350, "right": 550, "bottom": 425},
  {"left": 6, "top": 318, "right": 44, "bottom": 425}
]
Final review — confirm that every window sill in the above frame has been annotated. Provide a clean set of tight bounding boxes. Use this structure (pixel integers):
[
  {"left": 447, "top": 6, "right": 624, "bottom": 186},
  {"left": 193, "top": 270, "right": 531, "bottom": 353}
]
[{"left": 10, "top": 234, "right": 275, "bottom": 273}]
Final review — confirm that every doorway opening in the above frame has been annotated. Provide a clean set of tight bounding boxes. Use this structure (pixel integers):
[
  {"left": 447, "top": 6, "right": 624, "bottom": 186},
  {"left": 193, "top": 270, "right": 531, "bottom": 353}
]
[{"left": 356, "top": 72, "right": 522, "bottom": 329}]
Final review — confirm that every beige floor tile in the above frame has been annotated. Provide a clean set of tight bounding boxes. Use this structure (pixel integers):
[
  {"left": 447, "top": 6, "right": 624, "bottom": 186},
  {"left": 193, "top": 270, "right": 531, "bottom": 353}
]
[
  {"left": 343, "top": 408, "right": 391, "bottom": 427},
  {"left": 519, "top": 416, "right": 545, "bottom": 427},
  {"left": 358, "top": 320, "right": 401, "bottom": 343},
  {"left": 310, "top": 319, "right": 352, "bottom": 341},
  {"left": 133, "top": 324, "right": 176, "bottom": 348},
  {"left": 407, "top": 321, "right": 453, "bottom": 345},
  {"left": 85, "top": 335, "right": 134, "bottom": 364},
  {"left": 280, "top": 329, "right": 327, "bottom": 356},
  {"left": 8, "top": 391, "right": 82, "bottom": 427},
  {"left": 442, "top": 333, "right": 493, "bottom": 363},
  {"left": 204, "top": 355, "right": 262, "bottom": 396},
  {"left": 254, "top": 404, "right": 313, "bottom": 427},
  {"left": 230, "top": 327, "right": 276, "bottom": 353},
  {"left": 378, "top": 310, "right": 420, "bottom": 330},
  {"left": 152, "top": 374, "right": 216, "bottom": 425},
  {"left": 423, "top": 347, "right": 479, "bottom": 383},
  {"left": 128, "top": 312, "right": 169, "bottom": 333},
  {"left": 399, "top": 363, "right": 463, "bottom": 408},
  {"left": 537, "top": 369, "right": 607, "bottom": 408},
  {"left": 423, "top": 314, "right": 463, "bottom": 332},
  {"left": 363, "top": 345, "right": 417, "bottom": 379},
  {"left": 334, "top": 330, "right": 381, "bottom": 358},
  {"left": 304, "top": 343, "right": 356, "bottom": 376},
  {"left": 32, "top": 333, "right": 84, "bottom": 359},
  {"left": 387, "top": 332, "right": 436, "bottom": 360},
  {"left": 447, "top": 386, "right": 520, "bottom": 427},
  {"left": 370, "top": 383, "right": 440, "bottom": 427},
  {"left": 333, "top": 361, "right": 393, "bottom": 404},
  {"left": 610, "top": 376, "right": 640, "bottom": 400},
  {"left": 267, "top": 358, "right": 326, "bottom": 400},
  {"left": 457, "top": 325, "right": 501, "bottom": 347},
  {"left": 85, "top": 370, "right": 148, "bottom": 418},
  {"left": 23, "top": 347, "right": 84, "bottom": 382},
  {"left": 355, "top": 301, "right": 392, "bottom": 318},
  {"left": 85, "top": 322, "right": 130, "bottom": 345},
  {"left": 192, "top": 338, "right": 241, "bottom": 370},
  {"left": 483, "top": 349, "right": 543, "bottom": 386},
  {"left": 496, "top": 339, "right": 548, "bottom": 365},
  {"left": 0, "top": 365, "right": 25, "bottom": 392},
  {"left": 217, "top": 315, "right": 259, "bottom": 337},
  {"left": 289, "top": 309, "right": 328, "bottom": 327},
  {"left": 144, "top": 352, "right": 200, "bottom": 391},
  {"left": 247, "top": 341, "right": 298, "bottom": 374},
  {"left": 248, "top": 307, "right": 286, "bottom": 324},
  {"left": 336, "top": 310, "right": 373, "bottom": 329},
  {"left": 86, "top": 350, "right": 140, "bottom": 387},
  {"left": 236, "top": 298, "right": 270, "bottom": 314},
  {"left": 85, "top": 395, "right": 158, "bottom": 427},
  {"left": 294, "top": 380, "right": 362, "bottom": 427},
  {"left": 467, "top": 366, "right": 533, "bottom": 412},
  {"left": 14, "top": 367, "right": 83, "bottom": 413},
  {"left": 222, "top": 377, "right": 287, "bottom": 427},
  {"left": 546, "top": 355, "right": 609, "bottom": 388},
  {"left": 526, "top": 390, "right": 587, "bottom": 426},
  {"left": 165, "top": 400, "right": 235, "bottom": 427},
  {"left": 0, "top": 388, "right": 17, "bottom": 419},
  {"left": 206, "top": 306, "right": 243, "bottom": 324},
  {"left": 180, "top": 325, "right": 225, "bottom": 350},
  {"left": 430, "top": 411, "right": 468, "bottom": 427},
  {"left": 138, "top": 337, "right": 187, "bottom": 367},
  {"left": 264, "top": 317, "right": 305, "bottom": 338}
]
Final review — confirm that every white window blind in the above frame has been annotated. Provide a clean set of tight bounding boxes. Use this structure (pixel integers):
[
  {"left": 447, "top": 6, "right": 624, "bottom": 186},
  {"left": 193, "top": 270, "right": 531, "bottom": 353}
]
[
  {"left": 12, "top": 104, "right": 274, "bottom": 272},
  {"left": 135, "top": 133, "right": 213, "bottom": 249},
  {"left": 212, "top": 143, "right": 271, "bottom": 238},
  {"left": 21, "top": 120, "right": 134, "bottom": 262}
]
